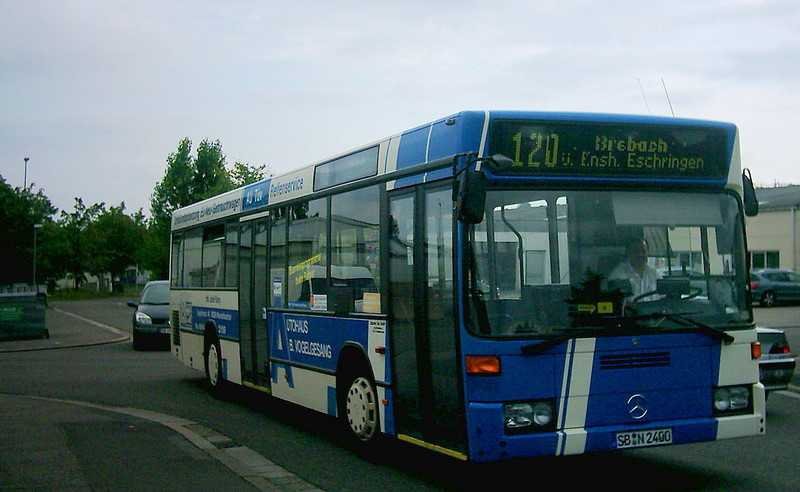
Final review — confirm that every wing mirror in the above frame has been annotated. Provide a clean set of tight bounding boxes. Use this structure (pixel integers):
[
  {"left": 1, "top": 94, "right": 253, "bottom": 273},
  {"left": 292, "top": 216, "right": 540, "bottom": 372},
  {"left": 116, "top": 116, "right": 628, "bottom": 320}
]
[
  {"left": 742, "top": 169, "right": 759, "bottom": 217},
  {"left": 454, "top": 154, "right": 515, "bottom": 224}
]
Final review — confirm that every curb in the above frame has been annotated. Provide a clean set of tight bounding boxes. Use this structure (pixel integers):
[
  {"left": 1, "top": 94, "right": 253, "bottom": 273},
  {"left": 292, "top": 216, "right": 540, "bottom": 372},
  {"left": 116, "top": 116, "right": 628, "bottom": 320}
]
[
  {"left": 2, "top": 394, "right": 323, "bottom": 492},
  {"left": 0, "top": 307, "right": 130, "bottom": 353}
]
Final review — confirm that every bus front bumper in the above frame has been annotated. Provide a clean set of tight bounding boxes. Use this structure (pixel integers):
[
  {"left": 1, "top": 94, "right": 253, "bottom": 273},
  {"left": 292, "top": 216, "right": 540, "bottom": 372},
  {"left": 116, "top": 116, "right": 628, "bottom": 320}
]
[{"left": 466, "top": 402, "right": 765, "bottom": 462}]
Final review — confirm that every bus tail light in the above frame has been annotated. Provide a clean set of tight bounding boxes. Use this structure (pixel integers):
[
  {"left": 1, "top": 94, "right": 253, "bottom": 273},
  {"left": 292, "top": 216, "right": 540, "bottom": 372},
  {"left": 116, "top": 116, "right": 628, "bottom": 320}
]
[
  {"left": 466, "top": 355, "right": 501, "bottom": 375},
  {"left": 751, "top": 342, "right": 762, "bottom": 360}
]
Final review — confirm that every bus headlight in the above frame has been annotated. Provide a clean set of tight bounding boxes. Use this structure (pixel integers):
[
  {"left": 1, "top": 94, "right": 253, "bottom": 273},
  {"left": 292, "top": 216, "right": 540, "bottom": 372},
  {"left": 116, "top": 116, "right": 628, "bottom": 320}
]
[
  {"left": 135, "top": 312, "right": 153, "bottom": 325},
  {"left": 504, "top": 400, "right": 555, "bottom": 433},
  {"left": 713, "top": 386, "right": 751, "bottom": 414}
]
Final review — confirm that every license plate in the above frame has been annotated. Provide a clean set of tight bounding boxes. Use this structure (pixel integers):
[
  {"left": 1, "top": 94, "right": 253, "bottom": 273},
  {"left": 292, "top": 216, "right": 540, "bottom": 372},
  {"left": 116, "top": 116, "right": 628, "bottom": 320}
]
[{"left": 615, "top": 428, "right": 672, "bottom": 449}]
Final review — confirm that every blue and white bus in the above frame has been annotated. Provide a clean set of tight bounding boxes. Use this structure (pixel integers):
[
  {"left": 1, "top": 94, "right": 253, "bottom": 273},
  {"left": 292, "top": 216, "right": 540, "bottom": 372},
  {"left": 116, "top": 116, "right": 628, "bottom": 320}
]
[{"left": 168, "top": 111, "right": 764, "bottom": 462}]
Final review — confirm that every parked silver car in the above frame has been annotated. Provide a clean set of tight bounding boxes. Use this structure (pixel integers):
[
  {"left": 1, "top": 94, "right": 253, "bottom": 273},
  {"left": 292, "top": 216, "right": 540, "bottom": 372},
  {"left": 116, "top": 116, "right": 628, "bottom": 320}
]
[
  {"left": 750, "top": 269, "right": 800, "bottom": 307},
  {"left": 756, "top": 326, "right": 796, "bottom": 399}
]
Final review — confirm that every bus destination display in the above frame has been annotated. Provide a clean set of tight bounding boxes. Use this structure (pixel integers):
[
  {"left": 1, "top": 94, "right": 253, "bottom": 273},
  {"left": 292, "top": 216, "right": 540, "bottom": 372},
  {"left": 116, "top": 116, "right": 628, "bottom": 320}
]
[{"left": 489, "top": 120, "right": 730, "bottom": 179}]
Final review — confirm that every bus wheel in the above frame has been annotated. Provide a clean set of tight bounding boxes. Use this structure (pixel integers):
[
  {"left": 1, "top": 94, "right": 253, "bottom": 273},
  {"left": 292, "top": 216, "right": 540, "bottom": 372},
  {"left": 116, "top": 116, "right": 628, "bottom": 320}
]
[
  {"left": 205, "top": 339, "right": 224, "bottom": 392},
  {"left": 342, "top": 374, "right": 380, "bottom": 444}
]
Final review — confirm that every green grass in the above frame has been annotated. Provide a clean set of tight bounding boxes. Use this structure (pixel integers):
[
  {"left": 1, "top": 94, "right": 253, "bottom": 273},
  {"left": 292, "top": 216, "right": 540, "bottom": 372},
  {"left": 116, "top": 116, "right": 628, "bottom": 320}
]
[{"left": 49, "top": 286, "right": 143, "bottom": 301}]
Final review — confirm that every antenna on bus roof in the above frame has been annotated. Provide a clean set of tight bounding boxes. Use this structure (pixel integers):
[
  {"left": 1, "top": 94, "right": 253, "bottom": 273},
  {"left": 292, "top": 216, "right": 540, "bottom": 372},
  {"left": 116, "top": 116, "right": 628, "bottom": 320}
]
[
  {"left": 636, "top": 77, "right": 651, "bottom": 114},
  {"left": 661, "top": 77, "right": 676, "bottom": 117}
]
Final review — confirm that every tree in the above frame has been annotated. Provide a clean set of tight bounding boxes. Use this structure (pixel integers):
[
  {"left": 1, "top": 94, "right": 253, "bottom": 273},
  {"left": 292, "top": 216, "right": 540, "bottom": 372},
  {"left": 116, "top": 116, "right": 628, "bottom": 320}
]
[
  {"left": 193, "top": 139, "right": 232, "bottom": 200},
  {"left": 59, "top": 198, "right": 104, "bottom": 289},
  {"left": 146, "top": 138, "right": 237, "bottom": 278},
  {"left": 230, "top": 161, "right": 268, "bottom": 187},
  {"left": 0, "top": 175, "right": 58, "bottom": 285},
  {"left": 85, "top": 203, "right": 144, "bottom": 290}
]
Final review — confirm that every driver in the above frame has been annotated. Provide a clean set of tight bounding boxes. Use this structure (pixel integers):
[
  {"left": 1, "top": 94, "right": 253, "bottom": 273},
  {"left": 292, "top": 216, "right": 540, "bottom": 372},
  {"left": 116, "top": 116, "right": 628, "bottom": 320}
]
[{"left": 609, "top": 238, "right": 661, "bottom": 301}]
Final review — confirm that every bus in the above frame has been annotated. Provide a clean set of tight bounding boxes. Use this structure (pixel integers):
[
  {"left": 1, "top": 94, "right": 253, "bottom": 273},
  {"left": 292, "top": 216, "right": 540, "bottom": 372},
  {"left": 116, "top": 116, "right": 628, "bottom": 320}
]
[{"left": 168, "top": 110, "right": 764, "bottom": 462}]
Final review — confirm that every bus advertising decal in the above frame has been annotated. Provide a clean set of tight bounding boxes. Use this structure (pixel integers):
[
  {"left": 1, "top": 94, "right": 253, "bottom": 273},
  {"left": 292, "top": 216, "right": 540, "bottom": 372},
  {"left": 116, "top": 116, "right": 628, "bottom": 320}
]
[
  {"left": 270, "top": 313, "right": 369, "bottom": 375},
  {"left": 242, "top": 178, "right": 271, "bottom": 211},
  {"left": 191, "top": 306, "right": 240, "bottom": 340}
]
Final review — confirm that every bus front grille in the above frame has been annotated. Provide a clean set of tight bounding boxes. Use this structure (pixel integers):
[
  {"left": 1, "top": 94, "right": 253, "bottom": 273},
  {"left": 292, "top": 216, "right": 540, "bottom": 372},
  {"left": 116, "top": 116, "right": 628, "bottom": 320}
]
[{"left": 600, "top": 352, "right": 670, "bottom": 370}]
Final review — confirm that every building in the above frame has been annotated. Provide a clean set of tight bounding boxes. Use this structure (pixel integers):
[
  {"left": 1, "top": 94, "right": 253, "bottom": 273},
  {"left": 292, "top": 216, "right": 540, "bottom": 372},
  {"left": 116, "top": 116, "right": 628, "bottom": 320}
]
[{"left": 745, "top": 185, "right": 800, "bottom": 271}]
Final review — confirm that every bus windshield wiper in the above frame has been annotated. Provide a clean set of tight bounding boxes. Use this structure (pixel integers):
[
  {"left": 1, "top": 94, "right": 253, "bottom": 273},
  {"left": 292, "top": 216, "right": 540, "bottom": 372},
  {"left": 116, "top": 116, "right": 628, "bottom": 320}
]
[
  {"left": 625, "top": 311, "right": 734, "bottom": 345},
  {"left": 658, "top": 312, "right": 734, "bottom": 345}
]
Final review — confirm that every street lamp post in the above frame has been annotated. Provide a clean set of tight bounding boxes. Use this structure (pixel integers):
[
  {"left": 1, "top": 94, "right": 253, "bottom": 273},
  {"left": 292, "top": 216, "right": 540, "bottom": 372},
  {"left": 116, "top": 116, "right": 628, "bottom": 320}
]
[
  {"left": 33, "top": 223, "right": 43, "bottom": 293},
  {"left": 24, "top": 157, "right": 30, "bottom": 190}
]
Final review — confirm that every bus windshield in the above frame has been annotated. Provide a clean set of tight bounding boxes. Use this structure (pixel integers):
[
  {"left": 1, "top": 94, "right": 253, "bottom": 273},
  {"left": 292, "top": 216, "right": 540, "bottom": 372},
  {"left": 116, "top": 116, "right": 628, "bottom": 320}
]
[{"left": 465, "top": 189, "right": 750, "bottom": 337}]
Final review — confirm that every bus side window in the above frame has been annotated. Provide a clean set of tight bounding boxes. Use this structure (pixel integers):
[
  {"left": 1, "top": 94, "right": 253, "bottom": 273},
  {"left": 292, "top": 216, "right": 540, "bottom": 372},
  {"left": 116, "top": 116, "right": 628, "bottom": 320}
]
[
  {"left": 331, "top": 186, "right": 381, "bottom": 313},
  {"left": 287, "top": 199, "right": 327, "bottom": 310}
]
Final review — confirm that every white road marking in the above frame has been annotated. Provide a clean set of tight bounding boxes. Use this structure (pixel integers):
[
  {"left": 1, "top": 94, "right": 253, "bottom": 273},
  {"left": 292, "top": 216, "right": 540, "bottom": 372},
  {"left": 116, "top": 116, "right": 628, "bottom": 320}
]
[
  {"left": 53, "top": 307, "right": 127, "bottom": 336},
  {"left": 775, "top": 390, "right": 800, "bottom": 401}
]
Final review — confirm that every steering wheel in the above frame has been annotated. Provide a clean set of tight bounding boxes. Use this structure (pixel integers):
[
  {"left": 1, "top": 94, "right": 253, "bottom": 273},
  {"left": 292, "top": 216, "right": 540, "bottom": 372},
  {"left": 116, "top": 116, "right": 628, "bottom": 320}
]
[
  {"left": 630, "top": 289, "right": 659, "bottom": 304},
  {"left": 630, "top": 286, "right": 704, "bottom": 304}
]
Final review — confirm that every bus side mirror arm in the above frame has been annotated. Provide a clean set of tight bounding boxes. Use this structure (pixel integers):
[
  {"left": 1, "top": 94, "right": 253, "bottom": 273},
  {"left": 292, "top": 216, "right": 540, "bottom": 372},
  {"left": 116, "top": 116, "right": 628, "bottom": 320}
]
[
  {"left": 454, "top": 154, "right": 513, "bottom": 224},
  {"left": 742, "top": 168, "right": 759, "bottom": 217}
]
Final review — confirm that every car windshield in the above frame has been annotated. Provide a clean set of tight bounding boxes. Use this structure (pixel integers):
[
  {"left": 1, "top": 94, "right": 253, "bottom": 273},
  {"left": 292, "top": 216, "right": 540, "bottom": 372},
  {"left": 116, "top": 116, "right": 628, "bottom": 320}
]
[
  {"left": 466, "top": 189, "right": 751, "bottom": 337},
  {"left": 141, "top": 283, "right": 169, "bottom": 304}
]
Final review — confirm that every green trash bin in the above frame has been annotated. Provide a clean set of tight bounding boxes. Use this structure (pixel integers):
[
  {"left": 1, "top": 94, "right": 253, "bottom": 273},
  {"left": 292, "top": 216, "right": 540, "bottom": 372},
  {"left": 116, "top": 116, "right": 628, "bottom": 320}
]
[{"left": 0, "top": 293, "right": 48, "bottom": 340}]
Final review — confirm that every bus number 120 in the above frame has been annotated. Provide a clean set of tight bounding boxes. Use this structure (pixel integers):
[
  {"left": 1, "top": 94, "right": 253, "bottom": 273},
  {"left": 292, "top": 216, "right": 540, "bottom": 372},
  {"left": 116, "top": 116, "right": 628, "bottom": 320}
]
[{"left": 511, "top": 131, "right": 560, "bottom": 168}]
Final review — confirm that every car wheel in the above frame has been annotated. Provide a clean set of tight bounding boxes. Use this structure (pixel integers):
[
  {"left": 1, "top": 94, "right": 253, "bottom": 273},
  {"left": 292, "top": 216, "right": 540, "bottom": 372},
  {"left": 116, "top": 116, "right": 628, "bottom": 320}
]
[
  {"left": 762, "top": 291, "right": 776, "bottom": 307},
  {"left": 340, "top": 371, "right": 380, "bottom": 446},
  {"left": 204, "top": 338, "right": 224, "bottom": 392}
]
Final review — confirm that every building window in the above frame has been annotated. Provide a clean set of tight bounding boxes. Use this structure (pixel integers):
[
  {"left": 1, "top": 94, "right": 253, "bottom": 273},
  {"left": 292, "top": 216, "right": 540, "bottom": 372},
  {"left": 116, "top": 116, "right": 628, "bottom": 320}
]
[
  {"left": 287, "top": 198, "right": 328, "bottom": 309},
  {"left": 751, "top": 250, "right": 780, "bottom": 270},
  {"left": 331, "top": 186, "right": 381, "bottom": 312}
]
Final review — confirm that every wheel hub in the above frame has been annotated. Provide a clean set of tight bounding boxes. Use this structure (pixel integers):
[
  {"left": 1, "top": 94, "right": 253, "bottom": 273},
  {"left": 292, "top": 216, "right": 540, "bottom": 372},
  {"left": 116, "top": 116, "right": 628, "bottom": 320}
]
[
  {"left": 208, "top": 345, "right": 219, "bottom": 386},
  {"left": 346, "top": 377, "right": 377, "bottom": 440}
]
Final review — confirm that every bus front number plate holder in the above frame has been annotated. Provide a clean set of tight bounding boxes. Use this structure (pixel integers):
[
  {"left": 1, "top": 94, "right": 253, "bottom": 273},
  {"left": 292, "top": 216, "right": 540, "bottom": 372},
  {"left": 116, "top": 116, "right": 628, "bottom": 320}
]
[{"left": 615, "top": 428, "right": 672, "bottom": 449}]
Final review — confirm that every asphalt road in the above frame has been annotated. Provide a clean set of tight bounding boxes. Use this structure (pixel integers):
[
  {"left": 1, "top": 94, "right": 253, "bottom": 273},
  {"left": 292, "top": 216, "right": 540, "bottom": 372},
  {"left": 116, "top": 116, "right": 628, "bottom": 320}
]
[{"left": 1, "top": 299, "right": 798, "bottom": 491}]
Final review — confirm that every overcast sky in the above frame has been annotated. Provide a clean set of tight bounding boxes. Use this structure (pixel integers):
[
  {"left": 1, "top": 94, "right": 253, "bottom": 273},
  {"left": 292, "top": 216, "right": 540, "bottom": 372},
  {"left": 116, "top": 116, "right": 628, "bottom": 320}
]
[{"left": 1, "top": 0, "right": 798, "bottom": 215}]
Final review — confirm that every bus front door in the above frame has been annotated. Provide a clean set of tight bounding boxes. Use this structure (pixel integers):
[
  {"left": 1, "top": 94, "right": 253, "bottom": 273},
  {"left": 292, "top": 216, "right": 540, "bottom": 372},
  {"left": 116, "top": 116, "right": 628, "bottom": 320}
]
[{"left": 388, "top": 186, "right": 465, "bottom": 454}]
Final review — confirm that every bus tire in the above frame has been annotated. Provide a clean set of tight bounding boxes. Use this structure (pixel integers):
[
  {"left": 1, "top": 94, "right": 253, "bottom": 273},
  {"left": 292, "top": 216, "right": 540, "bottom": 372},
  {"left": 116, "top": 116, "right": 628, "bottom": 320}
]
[
  {"left": 204, "top": 337, "right": 225, "bottom": 393},
  {"left": 339, "top": 368, "right": 381, "bottom": 449}
]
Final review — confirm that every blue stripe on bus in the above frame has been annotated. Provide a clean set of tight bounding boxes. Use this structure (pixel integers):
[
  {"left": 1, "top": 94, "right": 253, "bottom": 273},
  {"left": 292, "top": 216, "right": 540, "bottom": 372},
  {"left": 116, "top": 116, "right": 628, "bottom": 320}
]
[
  {"left": 383, "top": 387, "right": 395, "bottom": 435},
  {"left": 327, "top": 385, "right": 337, "bottom": 417},
  {"left": 397, "top": 126, "right": 429, "bottom": 170},
  {"left": 424, "top": 113, "right": 484, "bottom": 182}
]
